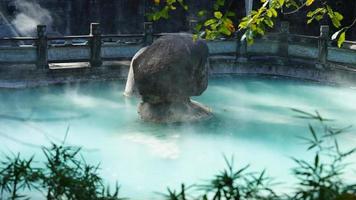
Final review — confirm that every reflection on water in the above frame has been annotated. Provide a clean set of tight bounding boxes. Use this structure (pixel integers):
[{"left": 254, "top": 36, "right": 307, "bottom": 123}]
[
  {"left": 122, "top": 132, "right": 180, "bottom": 159},
  {"left": 0, "top": 76, "right": 356, "bottom": 200}
]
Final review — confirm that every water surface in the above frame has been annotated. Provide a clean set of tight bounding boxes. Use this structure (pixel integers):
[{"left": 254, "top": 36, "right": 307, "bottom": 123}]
[{"left": 0, "top": 75, "right": 355, "bottom": 199}]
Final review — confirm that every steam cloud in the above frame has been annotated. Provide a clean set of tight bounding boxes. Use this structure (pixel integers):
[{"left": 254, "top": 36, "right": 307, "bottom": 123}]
[{"left": 11, "top": 0, "right": 53, "bottom": 36}]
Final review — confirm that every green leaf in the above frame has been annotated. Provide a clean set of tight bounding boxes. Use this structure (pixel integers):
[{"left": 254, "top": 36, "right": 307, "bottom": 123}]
[
  {"left": 195, "top": 24, "right": 202, "bottom": 32},
  {"left": 256, "top": 27, "right": 265, "bottom": 35},
  {"left": 204, "top": 19, "right": 217, "bottom": 26},
  {"left": 270, "top": 8, "right": 278, "bottom": 17},
  {"left": 278, "top": 0, "right": 285, "bottom": 6},
  {"left": 314, "top": 153, "right": 319, "bottom": 168},
  {"left": 306, "top": 0, "right": 314, "bottom": 6},
  {"left": 337, "top": 31, "right": 346, "bottom": 48},
  {"left": 334, "top": 12, "right": 343, "bottom": 21},
  {"left": 264, "top": 19, "right": 274, "bottom": 28},
  {"left": 214, "top": 11, "right": 223, "bottom": 19},
  {"left": 331, "top": 17, "right": 341, "bottom": 28},
  {"left": 219, "top": 26, "right": 231, "bottom": 36},
  {"left": 306, "top": 11, "right": 314, "bottom": 18},
  {"left": 315, "top": 14, "right": 324, "bottom": 21}
]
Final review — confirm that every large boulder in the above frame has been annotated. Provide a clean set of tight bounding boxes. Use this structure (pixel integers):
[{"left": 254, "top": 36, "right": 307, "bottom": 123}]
[
  {"left": 132, "top": 33, "right": 209, "bottom": 102},
  {"left": 131, "top": 33, "right": 212, "bottom": 123}
]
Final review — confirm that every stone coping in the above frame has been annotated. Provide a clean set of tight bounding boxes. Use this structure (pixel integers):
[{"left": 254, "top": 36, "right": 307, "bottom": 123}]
[{"left": 1, "top": 56, "right": 356, "bottom": 89}]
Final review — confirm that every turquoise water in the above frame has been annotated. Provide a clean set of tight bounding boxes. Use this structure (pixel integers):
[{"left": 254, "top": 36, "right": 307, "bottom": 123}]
[{"left": 0, "top": 75, "right": 356, "bottom": 199}]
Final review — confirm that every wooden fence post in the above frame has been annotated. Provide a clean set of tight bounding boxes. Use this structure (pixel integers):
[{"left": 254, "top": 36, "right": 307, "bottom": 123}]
[
  {"left": 36, "top": 25, "right": 48, "bottom": 69},
  {"left": 317, "top": 25, "right": 329, "bottom": 68},
  {"left": 279, "top": 21, "right": 289, "bottom": 58},
  {"left": 144, "top": 22, "right": 153, "bottom": 46},
  {"left": 90, "top": 23, "right": 102, "bottom": 67}
]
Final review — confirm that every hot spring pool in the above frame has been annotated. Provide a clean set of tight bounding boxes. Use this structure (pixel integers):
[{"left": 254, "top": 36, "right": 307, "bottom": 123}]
[{"left": 0, "top": 75, "right": 356, "bottom": 199}]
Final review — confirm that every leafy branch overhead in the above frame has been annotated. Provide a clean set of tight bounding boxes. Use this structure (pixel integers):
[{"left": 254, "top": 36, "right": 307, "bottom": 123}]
[
  {"left": 147, "top": 0, "right": 188, "bottom": 21},
  {"left": 195, "top": 0, "right": 236, "bottom": 40},
  {"left": 148, "top": 0, "right": 356, "bottom": 47}
]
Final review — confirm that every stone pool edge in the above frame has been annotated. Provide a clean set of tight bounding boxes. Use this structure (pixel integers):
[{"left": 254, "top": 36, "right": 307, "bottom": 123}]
[{"left": 1, "top": 56, "right": 356, "bottom": 88}]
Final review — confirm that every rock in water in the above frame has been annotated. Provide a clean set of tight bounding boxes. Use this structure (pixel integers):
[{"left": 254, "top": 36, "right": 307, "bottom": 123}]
[{"left": 132, "top": 33, "right": 212, "bottom": 123}]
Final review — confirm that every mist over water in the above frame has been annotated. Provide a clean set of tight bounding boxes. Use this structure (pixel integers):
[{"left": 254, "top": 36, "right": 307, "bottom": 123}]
[
  {"left": 0, "top": 76, "right": 356, "bottom": 199},
  {"left": 11, "top": 0, "right": 53, "bottom": 36}
]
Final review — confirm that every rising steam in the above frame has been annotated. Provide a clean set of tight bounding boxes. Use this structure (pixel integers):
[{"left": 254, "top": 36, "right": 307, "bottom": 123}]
[{"left": 11, "top": 0, "right": 53, "bottom": 36}]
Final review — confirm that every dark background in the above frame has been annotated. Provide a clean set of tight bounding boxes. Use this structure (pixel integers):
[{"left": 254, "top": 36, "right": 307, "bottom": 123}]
[{"left": 0, "top": 0, "right": 355, "bottom": 39}]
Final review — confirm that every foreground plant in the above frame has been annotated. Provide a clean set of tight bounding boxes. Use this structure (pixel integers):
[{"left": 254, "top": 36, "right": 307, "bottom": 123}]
[
  {"left": 159, "top": 184, "right": 194, "bottom": 200},
  {"left": 160, "top": 156, "right": 279, "bottom": 200},
  {"left": 0, "top": 154, "right": 41, "bottom": 200},
  {"left": 291, "top": 109, "right": 356, "bottom": 200},
  {"left": 0, "top": 143, "right": 124, "bottom": 200},
  {"left": 160, "top": 110, "right": 356, "bottom": 200},
  {"left": 198, "top": 156, "right": 278, "bottom": 200}
]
